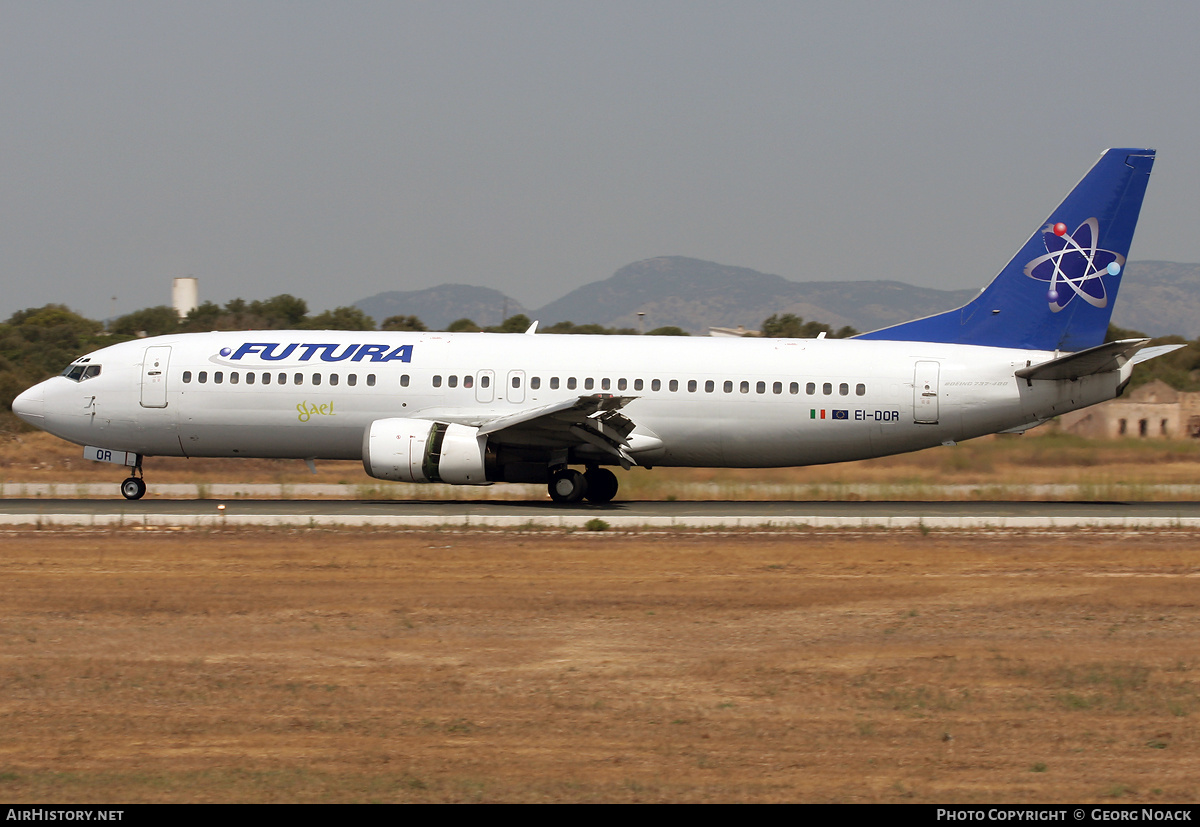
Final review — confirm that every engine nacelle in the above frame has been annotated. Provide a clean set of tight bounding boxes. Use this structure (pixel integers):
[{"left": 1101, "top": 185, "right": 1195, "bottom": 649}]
[{"left": 362, "top": 418, "right": 490, "bottom": 484}]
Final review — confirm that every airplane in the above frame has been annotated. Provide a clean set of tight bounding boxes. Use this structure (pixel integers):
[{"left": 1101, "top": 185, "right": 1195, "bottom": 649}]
[{"left": 11, "top": 148, "right": 1181, "bottom": 504}]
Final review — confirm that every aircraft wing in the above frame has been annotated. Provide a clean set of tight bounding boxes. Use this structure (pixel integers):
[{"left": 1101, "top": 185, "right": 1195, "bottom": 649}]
[{"left": 418, "top": 394, "right": 649, "bottom": 467}]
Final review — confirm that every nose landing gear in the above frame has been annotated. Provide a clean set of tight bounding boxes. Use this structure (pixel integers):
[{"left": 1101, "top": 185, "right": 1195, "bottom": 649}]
[
  {"left": 120, "top": 477, "right": 146, "bottom": 500},
  {"left": 120, "top": 462, "right": 146, "bottom": 500}
]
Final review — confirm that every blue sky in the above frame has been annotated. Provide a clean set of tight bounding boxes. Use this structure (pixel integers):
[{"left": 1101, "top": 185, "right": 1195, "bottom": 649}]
[{"left": 3, "top": 1, "right": 1198, "bottom": 320}]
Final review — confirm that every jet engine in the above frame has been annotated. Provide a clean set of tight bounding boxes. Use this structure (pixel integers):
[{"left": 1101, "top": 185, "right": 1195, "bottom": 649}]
[{"left": 362, "top": 418, "right": 490, "bottom": 484}]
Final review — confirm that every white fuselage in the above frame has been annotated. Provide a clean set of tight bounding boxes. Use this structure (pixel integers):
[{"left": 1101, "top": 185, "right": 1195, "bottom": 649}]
[{"left": 16, "top": 330, "right": 1124, "bottom": 470}]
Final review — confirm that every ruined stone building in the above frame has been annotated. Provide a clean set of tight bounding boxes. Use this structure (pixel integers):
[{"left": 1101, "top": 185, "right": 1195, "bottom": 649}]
[{"left": 1058, "top": 379, "right": 1200, "bottom": 439}]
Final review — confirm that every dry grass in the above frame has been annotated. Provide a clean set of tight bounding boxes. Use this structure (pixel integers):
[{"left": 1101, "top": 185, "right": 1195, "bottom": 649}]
[
  {"left": 1, "top": 526, "right": 1198, "bottom": 802},
  {"left": 4, "top": 429, "right": 1200, "bottom": 500}
]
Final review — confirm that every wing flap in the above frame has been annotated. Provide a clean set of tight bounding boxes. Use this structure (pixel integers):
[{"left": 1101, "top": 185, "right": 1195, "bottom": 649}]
[
  {"left": 420, "top": 394, "right": 650, "bottom": 469},
  {"left": 475, "top": 394, "right": 636, "bottom": 436}
]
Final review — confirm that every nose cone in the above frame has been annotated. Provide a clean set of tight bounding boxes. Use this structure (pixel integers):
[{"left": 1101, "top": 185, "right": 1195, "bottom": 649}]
[{"left": 11, "top": 383, "right": 46, "bottom": 427}]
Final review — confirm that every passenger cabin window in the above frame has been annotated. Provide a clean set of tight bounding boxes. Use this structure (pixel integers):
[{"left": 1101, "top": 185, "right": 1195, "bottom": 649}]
[
  {"left": 366, "top": 374, "right": 376, "bottom": 387},
  {"left": 348, "top": 375, "right": 357, "bottom": 387},
  {"left": 823, "top": 382, "right": 832, "bottom": 395},
  {"left": 806, "top": 382, "right": 816, "bottom": 395},
  {"left": 567, "top": 377, "right": 576, "bottom": 390},
  {"left": 856, "top": 383, "right": 866, "bottom": 396},
  {"left": 550, "top": 377, "right": 560, "bottom": 390},
  {"left": 182, "top": 371, "right": 192, "bottom": 383},
  {"left": 530, "top": 377, "right": 540, "bottom": 390},
  {"left": 651, "top": 379, "right": 661, "bottom": 392},
  {"left": 230, "top": 372, "right": 239, "bottom": 385},
  {"left": 448, "top": 375, "right": 458, "bottom": 388},
  {"left": 433, "top": 375, "right": 443, "bottom": 388},
  {"left": 584, "top": 378, "right": 594, "bottom": 390},
  {"left": 198, "top": 371, "right": 208, "bottom": 384},
  {"left": 669, "top": 380, "right": 679, "bottom": 392},
  {"left": 463, "top": 375, "right": 473, "bottom": 388},
  {"left": 839, "top": 383, "right": 849, "bottom": 396},
  {"left": 246, "top": 372, "right": 255, "bottom": 385},
  {"left": 312, "top": 373, "right": 321, "bottom": 386}
]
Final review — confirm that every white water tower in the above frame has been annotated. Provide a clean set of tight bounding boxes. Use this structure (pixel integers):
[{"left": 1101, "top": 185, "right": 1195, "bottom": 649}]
[{"left": 172, "top": 277, "right": 198, "bottom": 318}]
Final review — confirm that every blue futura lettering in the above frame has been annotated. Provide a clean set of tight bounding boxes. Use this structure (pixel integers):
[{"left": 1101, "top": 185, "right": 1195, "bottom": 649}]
[
  {"left": 353, "top": 344, "right": 389, "bottom": 362},
  {"left": 230, "top": 343, "right": 271, "bottom": 360},
  {"left": 259, "top": 343, "right": 298, "bottom": 361},
  {"left": 227, "top": 343, "right": 413, "bottom": 363},
  {"left": 350, "top": 344, "right": 413, "bottom": 363},
  {"left": 317, "top": 344, "right": 360, "bottom": 362}
]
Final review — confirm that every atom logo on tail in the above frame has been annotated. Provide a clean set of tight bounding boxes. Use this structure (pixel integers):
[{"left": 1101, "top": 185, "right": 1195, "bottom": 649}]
[{"left": 1023, "top": 217, "right": 1123, "bottom": 313}]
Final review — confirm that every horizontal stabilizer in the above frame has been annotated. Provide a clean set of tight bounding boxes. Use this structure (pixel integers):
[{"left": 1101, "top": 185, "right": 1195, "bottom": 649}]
[
  {"left": 1129, "top": 343, "right": 1187, "bottom": 366},
  {"left": 1015, "top": 338, "right": 1181, "bottom": 381}
]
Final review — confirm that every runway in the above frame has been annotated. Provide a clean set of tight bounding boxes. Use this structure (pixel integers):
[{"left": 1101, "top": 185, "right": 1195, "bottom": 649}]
[{"left": 4, "top": 497, "right": 1200, "bottom": 529}]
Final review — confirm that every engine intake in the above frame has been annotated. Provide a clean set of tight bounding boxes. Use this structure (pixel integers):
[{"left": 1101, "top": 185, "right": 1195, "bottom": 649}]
[{"left": 362, "top": 418, "right": 490, "bottom": 484}]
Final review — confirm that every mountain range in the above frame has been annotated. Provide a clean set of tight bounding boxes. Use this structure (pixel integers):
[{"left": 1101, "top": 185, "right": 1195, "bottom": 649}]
[{"left": 353, "top": 256, "right": 1200, "bottom": 338}]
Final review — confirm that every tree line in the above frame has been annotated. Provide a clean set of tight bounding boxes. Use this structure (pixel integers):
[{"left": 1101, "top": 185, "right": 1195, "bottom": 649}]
[{"left": 104, "top": 295, "right": 698, "bottom": 337}]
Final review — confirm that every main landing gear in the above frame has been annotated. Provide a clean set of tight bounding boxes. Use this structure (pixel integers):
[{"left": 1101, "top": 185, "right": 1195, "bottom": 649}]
[
  {"left": 547, "top": 466, "right": 619, "bottom": 504},
  {"left": 120, "top": 464, "right": 146, "bottom": 500}
]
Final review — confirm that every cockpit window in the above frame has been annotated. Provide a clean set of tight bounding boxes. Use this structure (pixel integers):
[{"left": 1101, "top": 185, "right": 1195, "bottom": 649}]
[{"left": 61, "top": 363, "right": 102, "bottom": 382}]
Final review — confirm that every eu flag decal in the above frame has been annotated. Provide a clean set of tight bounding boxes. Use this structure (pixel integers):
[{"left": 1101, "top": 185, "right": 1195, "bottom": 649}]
[{"left": 831, "top": 410, "right": 849, "bottom": 420}]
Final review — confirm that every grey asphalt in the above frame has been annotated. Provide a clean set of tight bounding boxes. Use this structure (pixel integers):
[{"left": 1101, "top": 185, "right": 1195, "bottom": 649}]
[{"left": 3, "top": 498, "right": 1200, "bottom": 529}]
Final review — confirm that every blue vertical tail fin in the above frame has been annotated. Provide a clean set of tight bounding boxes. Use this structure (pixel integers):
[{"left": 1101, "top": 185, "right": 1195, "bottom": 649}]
[{"left": 855, "top": 148, "right": 1155, "bottom": 352}]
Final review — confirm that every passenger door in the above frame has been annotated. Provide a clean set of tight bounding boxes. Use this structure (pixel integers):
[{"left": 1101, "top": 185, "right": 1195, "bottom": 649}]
[
  {"left": 140, "top": 346, "right": 172, "bottom": 408},
  {"left": 913, "top": 361, "right": 939, "bottom": 424}
]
